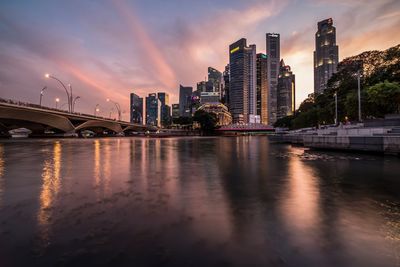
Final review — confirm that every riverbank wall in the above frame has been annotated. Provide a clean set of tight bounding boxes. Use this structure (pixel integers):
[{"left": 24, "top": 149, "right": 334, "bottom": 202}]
[{"left": 269, "top": 122, "right": 400, "bottom": 155}]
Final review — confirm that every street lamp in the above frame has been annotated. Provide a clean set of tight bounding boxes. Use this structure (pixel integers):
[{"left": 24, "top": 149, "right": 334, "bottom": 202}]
[
  {"left": 39, "top": 86, "right": 47, "bottom": 107},
  {"left": 334, "top": 92, "right": 338, "bottom": 125},
  {"left": 55, "top": 98, "right": 60, "bottom": 109},
  {"left": 357, "top": 70, "right": 362, "bottom": 122},
  {"left": 107, "top": 98, "right": 122, "bottom": 121},
  {"left": 94, "top": 104, "right": 100, "bottom": 117},
  {"left": 45, "top": 74, "right": 71, "bottom": 112},
  {"left": 72, "top": 96, "right": 80, "bottom": 112}
]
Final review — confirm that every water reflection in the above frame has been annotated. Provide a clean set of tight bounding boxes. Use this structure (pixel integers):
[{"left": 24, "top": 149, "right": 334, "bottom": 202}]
[
  {"left": 37, "top": 141, "right": 62, "bottom": 247},
  {"left": 0, "top": 137, "right": 398, "bottom": 266}
]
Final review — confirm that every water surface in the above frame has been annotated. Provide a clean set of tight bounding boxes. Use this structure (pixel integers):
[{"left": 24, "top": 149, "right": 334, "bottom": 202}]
[{"left": 0, "top": 137, "right": 399, "bottom": 266}]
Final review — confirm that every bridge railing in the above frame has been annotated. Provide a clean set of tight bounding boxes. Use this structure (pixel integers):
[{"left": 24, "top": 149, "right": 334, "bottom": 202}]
[{"left": 0, "top": 97, "right": 123, "bottom": 123}]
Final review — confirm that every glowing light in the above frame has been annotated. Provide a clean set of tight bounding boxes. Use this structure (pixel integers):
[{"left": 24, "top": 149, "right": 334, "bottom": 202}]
[
  {"left": 230, "top": 47, "right": 240, "bottom": 54},
  {"left": 44, "top": 73, "right": 50, "bottom": 78}
]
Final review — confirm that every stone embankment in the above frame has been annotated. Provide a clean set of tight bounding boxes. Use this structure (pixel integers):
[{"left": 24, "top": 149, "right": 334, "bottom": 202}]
[{"left": 269, "top": 119, "right": 400, "bottom": 155}]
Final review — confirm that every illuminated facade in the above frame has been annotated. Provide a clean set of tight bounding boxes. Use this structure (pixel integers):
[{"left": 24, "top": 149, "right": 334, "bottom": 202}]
[
  {"left": 130, "top": 93, "right": 143, "bottom": 124},
  {"left": 277, "top": 60, "right": 295, "bottom": 119},
  {"left": 179, "top": 85, "right": 193, "bottom": 117},
  {"left": 145, "top": 93, "right": 161, "bottom": 127},
  {"left": 266, "top": 33, "right": 280, "bottom": 125},
  {"left": 256, "top": 53, "right": 268, "bottom": 125},
  {"left": 314, "top": 18, "right": 339, "bottom": 94},
  {"left": 197, "top": 103, "right": 232, "bottom": 126},
  {"left": 157, "top": 92, "right": 171, "bottom": 127},
  {"left": 229, "top": 38, "right": 256, "bottom": 123}
]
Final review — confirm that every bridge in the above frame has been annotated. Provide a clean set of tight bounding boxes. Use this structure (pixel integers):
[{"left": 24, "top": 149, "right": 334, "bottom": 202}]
[{"left": 0, "top": 100, "right": 157, "bottom": 137}]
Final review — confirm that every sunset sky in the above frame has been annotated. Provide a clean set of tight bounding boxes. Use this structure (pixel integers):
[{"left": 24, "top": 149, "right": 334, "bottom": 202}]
[{"left": 0, "top": 0, "right": 399, "bottom": 120}]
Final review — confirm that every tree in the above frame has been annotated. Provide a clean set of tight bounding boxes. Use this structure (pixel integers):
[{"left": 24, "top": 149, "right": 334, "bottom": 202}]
[
  {"left": 366, "top": 81, "right": 400, "bottom": 117},
  {"left": 193, "top": 110, "right": 217, "bottom": 132}
]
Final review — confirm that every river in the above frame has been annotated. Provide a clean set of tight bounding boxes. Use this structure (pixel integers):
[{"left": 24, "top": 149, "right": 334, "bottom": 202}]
[{"left": 0, "top": 136, "right": 399, "bottom": 266}]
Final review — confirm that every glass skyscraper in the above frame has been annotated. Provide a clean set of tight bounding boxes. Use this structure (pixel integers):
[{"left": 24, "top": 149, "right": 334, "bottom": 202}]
[
  {"left": 229, "top": 38, "right": 256, "bottom": 123},
  {"left": 266, "top": 33, "right": 280, "bottom": 125},
  {"left": 277, "top": 59, "right": 295, "bottom": 119},
  {"left": 130, "top": 93, "right": 143, "bottom": 124},
  {"left": 314, "top": 18, "right": 339, "bottom": 94},
  {"left": 256, "top": 53, "right": 268, "bottom": 125}
]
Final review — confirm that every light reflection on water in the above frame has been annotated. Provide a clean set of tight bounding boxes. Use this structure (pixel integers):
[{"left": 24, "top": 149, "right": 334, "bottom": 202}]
[{"left": 0, "top": 137, "right": 399, "bottom": 266}]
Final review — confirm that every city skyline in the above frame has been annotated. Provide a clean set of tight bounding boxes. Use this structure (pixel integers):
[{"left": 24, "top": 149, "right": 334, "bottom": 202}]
[{"left": 0, "top": 1, "right": 399, "bottom": 120}]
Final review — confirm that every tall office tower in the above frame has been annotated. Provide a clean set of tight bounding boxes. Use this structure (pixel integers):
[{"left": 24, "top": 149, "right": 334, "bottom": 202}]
[
  {"left": 130, "top": 93, "right": 143, "bottom": 124},
  {"left": 157, "top": 92, "right": 171, "bottom": 126},
  {"left": 222, "top": 64, "right": 230, "bottom": 105},
  {"left": 229, "top": 38, "right": 256, "bottom": 123},
  {"left": 172, "top": 104, "right": 180, "bottom": 119},
  {"left": 145, "top": 93, "right": 161, "bottom": 127},
  {"left": 256, "top": 53, "right": 268, "bottom": 125},
  {"left": 266, "top": 33, "right": 280, "bottom": 125},
  {"left": 196, "top": 81, "right": 207, "bottom": 93},
  {"left": 208, "top": 67, "right": 222, "bottom": 93},
  {"left": 277, "top": 59, "right": 295, "bottom": 119},
  {"left": 179, "top": 85, "right": 193, "bottom": 117},
  {"left": 314, "top": 18, "right": 339, "bottom": 94}
]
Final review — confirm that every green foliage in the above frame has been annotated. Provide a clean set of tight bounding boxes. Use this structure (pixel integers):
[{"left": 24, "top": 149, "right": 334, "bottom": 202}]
[
  {"left": 274, "top": 115, "right": 294, "bottom": 128},
  {"left": 193, "top": 110, "right": 217, "bottom": 132},
  {"left": 366, "top": 81, "right": 400, "bottom": 117},
  {"left": 278, "top": 44, "right": 400, "bottom": 129}
]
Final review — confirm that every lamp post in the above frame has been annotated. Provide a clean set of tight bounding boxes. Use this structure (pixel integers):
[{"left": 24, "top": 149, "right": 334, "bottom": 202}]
[
  {"left": 107, "top": 99, "right": 122, "bottom": 121},
  {"left": 94, "top": 104, "right": 100, "bottom": 117},
  {"left": 39, "top": 86, "right": 47, "bottom": 107},
  {"left": 334, "top": 92, "right": 338, "bottom": 125},
  {"left": 72, "top": 96, "right": 80, "bottom": 112},
  {"left": 357, "top": 70, "right": 362, "bottom": 122},
  {"left": 45, "top": 74, "right": 71, "bottom": 112},
  {"left": 55, "top": 98, "right": 60, "bottom": 109}
]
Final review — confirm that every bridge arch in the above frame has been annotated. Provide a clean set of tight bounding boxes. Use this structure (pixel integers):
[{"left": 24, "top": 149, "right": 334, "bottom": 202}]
[
  {"left": 75, "top": 120, "right": 123, "bottom": 133},
  {"left": 0, "top": 105, "right": 75, "bottom": 133}
]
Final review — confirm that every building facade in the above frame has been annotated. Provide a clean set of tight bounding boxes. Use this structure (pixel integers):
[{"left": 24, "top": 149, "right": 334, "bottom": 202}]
[
  {"left": 229, "top": 38, "right": 256, "bottom": 123},
  {"left": 222, "top": 64, "right": 230, "bottom": 105},
  {"left": 130, "top": 93, "right": 144, "bottom": 124},
  {"left": 198, "top": 103, "right": 232, "bottom": 126},
  {"left": 179, "top": 85, "right": 193, "bottom": 117},
  {"left": 145, "top": 93, "right": 161, "bottom": 127},
  {"left": 256, "top": 53, "right": 268, "bottom": 125},
  {"left": 277, "top": 60, "right": 295, "bottom": 119},
  {"left": 157, "top": 92, "right": 171, "bottom": 126},
  {"left": 314, "top": 18, "right": 339, "bottom": 94},
  {"left": 172, "top": 104, "right": 180, "bottom": 119},
  {"left": 208, "top": 67, "right": 222, "bottom": 94},
  {"left": 266, "top": 33, "right": 280, "bottom": 125}
]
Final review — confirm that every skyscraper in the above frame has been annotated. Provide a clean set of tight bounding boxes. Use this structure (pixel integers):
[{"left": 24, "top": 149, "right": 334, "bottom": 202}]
[
  {"left": 145, "top": 93, "right": 161, "bottom": 127},
  {"left": 222, "top": 64, "right": 230, "bottom": 105},
  {"left": 179, "top": 85, "right": 193, "bottom": 117},
  {"left": 277, "top": 59, "right": 295, "bottom": 119},
  {"left": 256, "top": 53, "right": 268, "bottom": 125},
  {"left": 266, "top": 33, "right": 280, "bottom": 125},
  {"left": 208, "top": 67, "right": 222, "bottom": 94},
  {"left": 130, "top": 93, "right": 143, "bottom": 124},
  {"left": 229, "top": 38, "right": 256, "bottom": 123},
  {"left": 157, "top": 92, "right": 171, "bottom": 127},
  {"left": 314, "top": 18, "right": 339, "bottom": 94}
]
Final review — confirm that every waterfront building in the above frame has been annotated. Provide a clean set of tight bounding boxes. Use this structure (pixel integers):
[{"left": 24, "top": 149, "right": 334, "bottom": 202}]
[
  {"left": 130, "top": 93, "right": 144, "bottom": 124},
  {"left": 208, "top": 67, "right": 222, "bottom": 94},
  {"left": 200, "top": 92, "right": 220, "bottom": 104},
  {"left": 145, "top": 93, "right": 161, "bottom": 127},
  {"left": 157, "top": 92, "right": 171, "bottom": 126},
  {"left": 179, "top": 85, "right": 193, "bottom": 117},
  {"left": 266, "top": 33, "right": 280, "bottom": 125},
  {"left": 197, "top": 102, "right": 232, "bottom": 126},
  {"left": 256, "top": 53, "right": 268, "bottom": 125},
  {"left": 172, "top": 104, "right": 180, "bottom": 119},
  {"left": 277, "top": 59, "right": 295, "bottom": 119},
  {"left": 222, "top": 64, "right": 230, "bottom": 105},
  {"left": 314, "top": 18, "right": 339, "bottom": 94},
  {"left": 229, "top": 38, "right": 256, "bottom": 123},
  {"left": 196, "top": 81, "right": 207, "bottom": 93}
]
